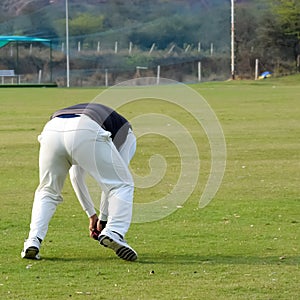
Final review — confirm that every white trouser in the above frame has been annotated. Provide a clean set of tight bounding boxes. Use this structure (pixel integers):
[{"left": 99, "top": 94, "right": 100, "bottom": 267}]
[
  {"left": 28, "top": 115, "right": 134, "bottom": 241},
  {"left": 69, "top": 128, "right": 136, "bottom": 222}
]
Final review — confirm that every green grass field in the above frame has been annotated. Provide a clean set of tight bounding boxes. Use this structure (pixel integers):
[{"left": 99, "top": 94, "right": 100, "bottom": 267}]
[{"left": 0, "top": 76, "right": 299, "bottom": 299}]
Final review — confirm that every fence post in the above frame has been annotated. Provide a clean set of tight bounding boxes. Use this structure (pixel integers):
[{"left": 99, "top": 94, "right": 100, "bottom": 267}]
[
  {"left": 149, "top": 43, "right": 155, "bottom": 54},
  {"left": 105, "top": 69, "right": 108, "bottom": 87},
  {"left": 255, "top": 58, "right": 259, "bottom": 80},
  {"left": 156, "top": 65, "right": 160, "bottom": 85},
  {"left": 38, "top": 70, "right": 42, "bottom": 84},
  {"left": 168, "top": 44, "right": 175, "bottom": 54},
  {"left": 185, "top": 44, "right": 191, "bottom": 52},
  {"left": 198, "top": 61, "right": 202, "bottom": 82}
]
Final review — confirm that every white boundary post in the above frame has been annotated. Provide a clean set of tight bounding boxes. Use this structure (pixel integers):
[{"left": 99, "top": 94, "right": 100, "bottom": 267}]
[
  {"left": 38, "top": 70, "right": 42, "bottom": 84},
  {"left": 105, "top": 69, "right": 108, "bottom": 87},
  {"left": 198, "top": 61, "right": 202, "bottom": 82},
  {"left": 255, "top": 58, "right": 259, "bottom": 80},
  {"left": 156, "top": 65, "right": 160, "bottom": 85}
]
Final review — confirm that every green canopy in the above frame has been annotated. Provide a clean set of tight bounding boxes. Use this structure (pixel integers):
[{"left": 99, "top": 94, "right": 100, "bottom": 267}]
[
  {"left": 0, "top": 36, "right": 53, "bottom": 82},
  {"left": 0, "top": 35, "right": 51, "bottom": 48}
]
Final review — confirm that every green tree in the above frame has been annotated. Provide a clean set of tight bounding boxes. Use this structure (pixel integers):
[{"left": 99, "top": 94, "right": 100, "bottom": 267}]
[
  {"left": 69, "top": 14, "right": 104, "bottom": 45},
  {"left": 271, "top": 0, "right": 300, "bottom": 36},
  {"left": 270, "top": 0, "right": 300, "bottom": 70},
  {"left": 53, "top": 13, "right": 104, "bottom": 46}
]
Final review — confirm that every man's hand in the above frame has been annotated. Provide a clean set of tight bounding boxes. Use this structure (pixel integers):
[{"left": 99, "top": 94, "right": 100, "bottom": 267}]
[
  {"left": 89, "top": 214, "right": 99, "bottom": 240},
  {"left": 89, "top": 214, "right": 107, "bottom": 240},
  {"left": 89, "top": 214, "right": 98, "bottom": 232}
]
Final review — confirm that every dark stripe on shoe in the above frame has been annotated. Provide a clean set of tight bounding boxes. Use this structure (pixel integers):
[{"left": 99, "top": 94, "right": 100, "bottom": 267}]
[
  {"left": 99, "top": 236, "right": 113, "bottom": 247},
  {"left": 99, "top": 235, "right": 137, "bottom": 261},
  {"left": 116, "top": 247, "right": 137, "bottom": 261}
]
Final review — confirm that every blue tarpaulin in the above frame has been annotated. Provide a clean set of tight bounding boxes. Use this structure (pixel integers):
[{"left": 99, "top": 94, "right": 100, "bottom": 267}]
[
  {"left": 0, "top": 36, "right": 51, "bottom": 48},
  {"left": 259, "top": 71, "right": 272, "bottom": 79}
]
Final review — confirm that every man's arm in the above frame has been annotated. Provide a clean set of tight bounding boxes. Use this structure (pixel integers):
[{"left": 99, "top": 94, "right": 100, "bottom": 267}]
[{"left": 69, "top": 165, "right": 97, "bottom": 218}]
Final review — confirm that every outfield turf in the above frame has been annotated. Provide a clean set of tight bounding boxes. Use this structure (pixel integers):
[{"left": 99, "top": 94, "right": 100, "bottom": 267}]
[{"left": 0, "top": 76, "right": 299, "bottom": 299}]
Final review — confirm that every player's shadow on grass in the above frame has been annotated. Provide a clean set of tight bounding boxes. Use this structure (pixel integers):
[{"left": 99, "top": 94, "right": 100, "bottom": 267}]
[
  {"left": 43, "top": 254, "right": 300, "bottom": 266},
  {"left": 137, "top": 254, "right": 300, "bottom": 266}
]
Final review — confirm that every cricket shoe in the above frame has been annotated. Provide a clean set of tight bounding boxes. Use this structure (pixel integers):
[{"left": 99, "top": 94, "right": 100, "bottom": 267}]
[
  {"left": 98, "top": 229, "right": 137, "bottom": 261},
  {"left": 21, "top": 237, "right": 41, "bottom": 260}
]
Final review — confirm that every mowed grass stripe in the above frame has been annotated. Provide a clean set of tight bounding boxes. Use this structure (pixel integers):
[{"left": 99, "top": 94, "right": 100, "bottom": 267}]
[{"left": 0, "top": 76, "right": 299, "bottom": 299}]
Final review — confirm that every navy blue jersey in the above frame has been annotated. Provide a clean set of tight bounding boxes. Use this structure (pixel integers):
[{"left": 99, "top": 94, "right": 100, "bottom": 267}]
[{"left": 51, "top": 103, "right": 131, "bottom": 150}]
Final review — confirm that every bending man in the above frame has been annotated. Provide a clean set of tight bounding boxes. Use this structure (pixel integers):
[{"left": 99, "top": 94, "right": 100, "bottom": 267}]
[{"left": 21, "top": 103, "right": 137, "bottom": 261}]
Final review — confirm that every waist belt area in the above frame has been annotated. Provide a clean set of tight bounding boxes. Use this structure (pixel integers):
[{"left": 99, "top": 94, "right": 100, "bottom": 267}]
[{"left": 56, "top": 114, "right": 81, "bottom": 118}]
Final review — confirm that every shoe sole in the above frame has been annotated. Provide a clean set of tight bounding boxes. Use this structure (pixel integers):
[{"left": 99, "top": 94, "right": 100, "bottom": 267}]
[
  {"left": 21, "top": 246, "right": 40, "bottom": 260},
  {"left": 99, "top": 235, "right": 137, "bottom": 261}
]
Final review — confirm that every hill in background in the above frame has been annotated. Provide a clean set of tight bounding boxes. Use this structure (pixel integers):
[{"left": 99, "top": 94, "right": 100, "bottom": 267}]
[
  {"left": 0, "top": 0, "right": 243, "bottom": 51},
  {"left": 0, "top": 0, "right": 235, "bottom": 18}
]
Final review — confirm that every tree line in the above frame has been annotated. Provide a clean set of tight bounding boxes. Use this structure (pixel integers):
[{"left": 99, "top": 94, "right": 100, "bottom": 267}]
[
  {"left": 235, "top": 0, "right": 300, "bottom": 76},
  {"left": 0, "top": 0, "right": 299, "bottom": 79}
]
